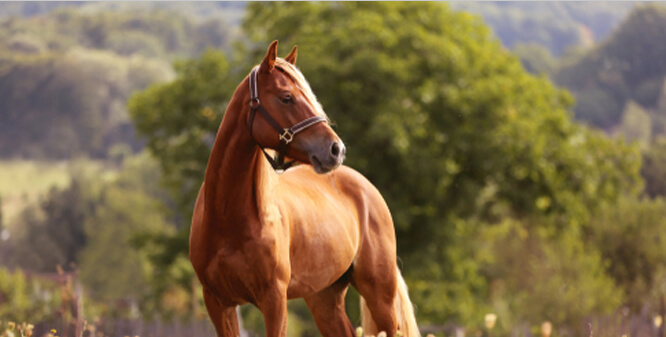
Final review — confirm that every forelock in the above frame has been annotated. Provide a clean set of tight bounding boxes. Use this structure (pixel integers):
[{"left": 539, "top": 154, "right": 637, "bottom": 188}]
[{"left": 275, "top": 58, "right": 326, "bottom": 117}]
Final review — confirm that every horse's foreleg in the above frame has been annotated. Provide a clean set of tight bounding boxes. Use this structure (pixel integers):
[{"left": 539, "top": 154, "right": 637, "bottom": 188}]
[
  {"left": 203, "top": 288, "right": 240, "bottom": 337},
  {"left": 304, "top": 278, "right": 356, "bottom": 337},
  {"left": 258, "top": 286, "right": 288, "bottom": 337}
]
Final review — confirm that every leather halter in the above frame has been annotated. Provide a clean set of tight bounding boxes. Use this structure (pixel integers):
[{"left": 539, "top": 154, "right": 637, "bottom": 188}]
[{"left": 248, "top": 66, "right": 328, "bottom": 172}]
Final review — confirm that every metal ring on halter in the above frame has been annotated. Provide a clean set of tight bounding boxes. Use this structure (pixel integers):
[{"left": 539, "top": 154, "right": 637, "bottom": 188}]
[{"left": 250, "top": 98, "right": 260, "bottom": 109}]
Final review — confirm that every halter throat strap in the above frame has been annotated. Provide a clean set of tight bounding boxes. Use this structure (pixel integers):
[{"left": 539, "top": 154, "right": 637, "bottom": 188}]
[{"left": 248, "top": 67, "right": 327, "bottom": 172}]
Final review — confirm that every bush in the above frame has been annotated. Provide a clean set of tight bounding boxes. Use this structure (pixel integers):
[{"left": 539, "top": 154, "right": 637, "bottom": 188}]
[{"left": 0, "top": 267, "right": 60, "bottom": 324}]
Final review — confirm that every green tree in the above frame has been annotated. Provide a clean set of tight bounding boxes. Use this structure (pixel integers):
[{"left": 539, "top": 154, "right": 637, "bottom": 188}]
[
  {"left": 617, "top": 100, "right": 652, "bottom": 149},
  {"left": 589, "top": 197, "right": 666, "bottom": 311},
  {"left": 129, "top": 50, "right": 234, "bottom": 218},
  {"left": 9, "top": 178, "right": 93, "bottom": 272},
  {"left": 0, "top": 267, "right": 61, "bottom": 323},
  {"left": 78, "top": 154, "right": 176, "bottom": 317},
  {"left": 469, "top": 219, "right": 620, "bottom": 333},
  {"left": 5, "top": 153, "right": 187, "bottom": 319},
  {"left": 642, "top": 137, "right": 666, "bottom": 198}
]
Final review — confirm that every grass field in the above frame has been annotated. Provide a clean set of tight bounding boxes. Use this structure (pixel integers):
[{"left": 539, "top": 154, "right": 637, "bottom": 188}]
[{"left": 0, "top": 159, "right": 107, "bottom": 225}]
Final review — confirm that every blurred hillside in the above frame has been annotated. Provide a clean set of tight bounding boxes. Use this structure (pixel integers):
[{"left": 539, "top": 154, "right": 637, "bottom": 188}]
[
  {"left": 452, "top": 2, "right": 638, "bottom": 55},
  {"left": 0, "top": 2, "right": 84, "bottom": 18},
  {"left": 0, "top": 3, "right": 237, "bottom": 159},
  {"left": 554, "top": 5, "right": 666, "bottom": 134},
  {"left": 0, "top": 2, "right": 246, "bottom": 24}
]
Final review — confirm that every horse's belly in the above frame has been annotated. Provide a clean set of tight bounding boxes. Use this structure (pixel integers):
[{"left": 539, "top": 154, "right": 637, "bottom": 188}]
[{"left": 286, "top": 215, "right": 358, "bottom": 298}]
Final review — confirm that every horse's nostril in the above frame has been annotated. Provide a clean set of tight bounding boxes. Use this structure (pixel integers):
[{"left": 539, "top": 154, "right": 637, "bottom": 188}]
[
  {"left": 330, "top": 142, "right": 341, "bottom": 158},
  {"left": 329, "top": 141, "right": 346, "bottom": 162}
]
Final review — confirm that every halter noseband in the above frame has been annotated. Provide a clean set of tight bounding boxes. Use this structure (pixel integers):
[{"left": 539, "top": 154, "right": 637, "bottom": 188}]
[{"left": 248, "top": 66, "right": 328, "bottom": 172}]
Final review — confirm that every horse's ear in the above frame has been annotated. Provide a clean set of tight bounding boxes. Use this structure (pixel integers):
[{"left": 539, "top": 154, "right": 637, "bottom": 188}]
[
  {"left": 260, "top": 40, "right": 279, "bottom": 73},
  {"left": 285, "top": 45, "right": 298, "bottom": 65}
]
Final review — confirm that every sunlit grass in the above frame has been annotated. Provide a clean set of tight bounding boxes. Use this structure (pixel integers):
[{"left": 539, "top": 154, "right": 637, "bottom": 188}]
[
  {"left": 0, "top": 321, "right": 101, "bottom": 337},
  {"left": 0, "top": 321, "right": 34, "bottom": 337}
]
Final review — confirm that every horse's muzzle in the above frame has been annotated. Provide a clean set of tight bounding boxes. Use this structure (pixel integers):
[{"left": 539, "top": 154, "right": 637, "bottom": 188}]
[{"left": 311, "top": 140, "right": 346, "bottom": 174}]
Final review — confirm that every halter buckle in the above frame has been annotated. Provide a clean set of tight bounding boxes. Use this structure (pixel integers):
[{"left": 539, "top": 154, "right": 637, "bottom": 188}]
[{"left": 279, "top": 129, "right": 294, "bottom": 144}]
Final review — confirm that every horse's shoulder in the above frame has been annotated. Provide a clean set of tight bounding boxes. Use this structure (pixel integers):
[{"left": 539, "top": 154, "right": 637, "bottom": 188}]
[{"left": 333, "top": 165, "right": 378, "bottom": 190}]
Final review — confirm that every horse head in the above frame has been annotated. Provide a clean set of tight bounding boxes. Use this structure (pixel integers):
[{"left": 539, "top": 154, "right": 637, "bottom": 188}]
[{"left": 248, "top": 41, "right": 345, "bottom": 174}]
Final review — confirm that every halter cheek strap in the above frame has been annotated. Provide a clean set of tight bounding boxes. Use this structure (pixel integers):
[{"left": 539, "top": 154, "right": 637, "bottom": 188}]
[{"left": 248, "top": 67, "right": 328, "bottom": 172}]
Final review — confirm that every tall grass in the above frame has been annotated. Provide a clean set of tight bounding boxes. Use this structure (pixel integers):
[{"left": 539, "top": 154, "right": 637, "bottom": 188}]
[{"left": 0, "top": 321, "right": 35, "bottom": 337}]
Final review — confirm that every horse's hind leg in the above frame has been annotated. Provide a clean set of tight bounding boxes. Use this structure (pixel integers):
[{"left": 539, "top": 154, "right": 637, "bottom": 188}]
[
  {"left": 351, "top": 237, "right": 398, "bottom": 336},
  {"left": 203, "top": 287, "right": 240, "bottom": 337},
  {"left": 256, "top": 285, "right": 289, "bottom": 337},
  {"left": 304, "top": 278, "right": 356, "bottom": 337},
  {"left": 352, "top": 265, "right": 398, "bottom": 336}
]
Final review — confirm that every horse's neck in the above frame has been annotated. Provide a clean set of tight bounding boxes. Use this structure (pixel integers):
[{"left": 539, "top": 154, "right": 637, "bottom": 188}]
[{"left": 203, "top": 93, "right": 277, "bottom": 232}]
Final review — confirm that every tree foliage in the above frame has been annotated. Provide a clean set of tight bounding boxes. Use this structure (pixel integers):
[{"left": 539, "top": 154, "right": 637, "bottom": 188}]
[
  {"left": 129, "top": 50, "right": 235, "bottom": 218},
  {"left": 470, "top": 219, "right": 620, "bottom": 332},
  {"left": 4, "top": 154, "right": 188, "bottom": 319},
  {"left": 617, "top": 101, "right": 652, "bottom": 149},
  {"left": 589, "top": 197, "right": 666, "bottom": 311},
  {"left": 78, "top": 154, "right": 174, "bottom": 305},
  {"left": 0, "top": 267, "right": 61, "bottom": 323},
  {"left": 641, "top": 137, "right": 666, "bottom": 198},
  {"left": 9, "top": 177, "right": 93, "bottom": 273}
]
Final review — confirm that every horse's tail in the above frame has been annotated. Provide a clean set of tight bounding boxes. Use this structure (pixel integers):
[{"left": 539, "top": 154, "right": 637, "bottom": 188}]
[{"left": 360, "top": 266, "right": 421, "bottom": 337}]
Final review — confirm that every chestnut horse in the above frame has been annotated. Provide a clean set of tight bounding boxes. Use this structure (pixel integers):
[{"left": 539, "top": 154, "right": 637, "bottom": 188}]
[{"left": 189, "top": 41, "right": 420, "bottom": 337}]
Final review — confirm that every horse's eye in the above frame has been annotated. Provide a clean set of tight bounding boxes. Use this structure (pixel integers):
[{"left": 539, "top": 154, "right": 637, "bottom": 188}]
[{"left": 280, "top": 95, "right": 293, "bottom": 104}]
